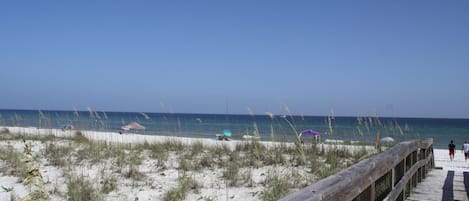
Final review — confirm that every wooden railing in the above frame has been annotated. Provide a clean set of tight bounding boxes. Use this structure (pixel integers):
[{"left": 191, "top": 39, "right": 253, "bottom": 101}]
[{"left": 280, "top": 139, "right": 434, "bottom": 201}]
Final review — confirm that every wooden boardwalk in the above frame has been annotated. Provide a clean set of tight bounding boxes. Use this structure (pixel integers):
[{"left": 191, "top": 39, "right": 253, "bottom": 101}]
[
  {"left": 406, "top": 169, "right": 468, "bottom": 201},
  {"left": 407, "top": 154, "right": 469, "bottom": 201},
  {"left": 280, "top": 140, "right": 465, "bottom": 201}
]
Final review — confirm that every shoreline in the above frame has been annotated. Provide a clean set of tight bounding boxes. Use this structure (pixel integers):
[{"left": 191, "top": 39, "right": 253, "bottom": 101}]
[{"left": 0, "top": 126, "right": 376, "bottom": 153}]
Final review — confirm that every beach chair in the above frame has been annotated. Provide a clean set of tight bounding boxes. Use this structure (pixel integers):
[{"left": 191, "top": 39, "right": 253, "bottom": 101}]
[{"left": 215, "top": 129, "right": 232, "bottom": 141}]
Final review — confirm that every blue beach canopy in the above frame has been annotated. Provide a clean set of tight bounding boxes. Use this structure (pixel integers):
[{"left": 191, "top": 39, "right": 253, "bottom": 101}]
[{"left": 223, "top": 129, "right": 232, "bottom": 137}]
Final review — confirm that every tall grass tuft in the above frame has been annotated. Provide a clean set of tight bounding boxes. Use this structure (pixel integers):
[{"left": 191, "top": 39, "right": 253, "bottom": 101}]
[
  {"left": 261, "top": 171, "right": 291, "bottom": 201},
  {"left": 72, "top": 131, "right": 88, "bottom": 144},
  {"left": 100, "top": 175, "right": 118, "bottom": 194},
  {"left": 265, "top": 112, "right": 276, "bottom": 142},
  {"left": 284, "top": 116, "right": 305, "bottom": 165},
  {"left": 163, "top": 174, "right": 201, "bottom": 201},
  {"left": 248, "top": 107, "right": 263, "bottom": 162},
  {"left": 0, "top": 144, "right": 28, "bottom": 179},
  {"left": 67, "top": 175, "right": 101, "bottom": 201},
  {"left": 148, "top": 143, "right": 169, "bottom": 170},
  {"left": 125, "top": 164, "right": 145, "bottom": 181},
  {"left": 43, "top": 142, "right": 72, "bottom": 167},
  {"left": 222, "top": 158, "right": 240, "bottom": 186}
]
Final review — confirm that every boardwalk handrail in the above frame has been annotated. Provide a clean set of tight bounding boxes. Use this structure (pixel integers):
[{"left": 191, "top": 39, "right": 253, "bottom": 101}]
[{"left": 280, "top": 138, "right": 434, "bottom": 201}]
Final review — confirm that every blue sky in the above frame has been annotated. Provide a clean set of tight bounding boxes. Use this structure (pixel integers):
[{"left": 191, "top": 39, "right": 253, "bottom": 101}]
[{"left": 0, "top": 1, "right": 468, "bottom": 118}]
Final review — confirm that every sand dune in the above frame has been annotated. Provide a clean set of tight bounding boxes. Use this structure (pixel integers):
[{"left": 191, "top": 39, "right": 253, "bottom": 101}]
[{"left": 0, "top": 126, "right": 454, "bottom": 201}]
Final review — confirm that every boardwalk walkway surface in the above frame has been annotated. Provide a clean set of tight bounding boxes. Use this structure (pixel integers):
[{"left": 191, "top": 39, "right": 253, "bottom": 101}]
[{"left": 407, "top": 149, "right": 469, "bottom": 201}]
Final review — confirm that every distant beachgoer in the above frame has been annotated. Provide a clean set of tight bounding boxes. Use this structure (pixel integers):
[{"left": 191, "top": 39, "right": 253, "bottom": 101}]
[
  {"left": 462, "top": 141, "right": 469, "bottom": 161},
  {"left": 449, "top": 140, "right": 456, "bottom": 161},
  {"left": 315, "top": 135, "right": 320, "bottom": 143},
  {"left": 374, "top": 135, "right": 380, "bottom": 149}
]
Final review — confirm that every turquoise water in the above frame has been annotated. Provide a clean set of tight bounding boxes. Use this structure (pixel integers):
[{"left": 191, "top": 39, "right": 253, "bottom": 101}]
[{"left": 0, "top": 109, "right": 468, "bottom": 149}]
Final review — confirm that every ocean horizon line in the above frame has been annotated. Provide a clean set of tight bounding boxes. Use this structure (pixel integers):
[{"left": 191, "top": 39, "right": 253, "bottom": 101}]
[{"left": 0, "top": 108, "right": 467, "bottom": 120}]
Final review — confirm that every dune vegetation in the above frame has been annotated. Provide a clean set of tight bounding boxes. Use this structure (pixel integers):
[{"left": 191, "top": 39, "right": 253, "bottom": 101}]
[{"left": 0, "top": 126, "right": 375, "bottom": 201}]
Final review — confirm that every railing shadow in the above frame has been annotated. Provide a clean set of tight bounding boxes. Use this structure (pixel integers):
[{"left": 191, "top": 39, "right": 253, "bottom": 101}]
[
  {"left": 442, "top": 170, "right": 454, "bottom": 201},
  {"left": 463, "top": 172, "right": 469, "bottom": 200}
]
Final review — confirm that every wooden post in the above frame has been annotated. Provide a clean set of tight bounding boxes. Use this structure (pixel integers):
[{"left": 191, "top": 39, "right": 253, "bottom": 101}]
[
  {"left": 370, "top": 182, "right": 375, "bottom": 201},
  {"left": 392, "top": 167, "right": 396, "bottom": 190}
]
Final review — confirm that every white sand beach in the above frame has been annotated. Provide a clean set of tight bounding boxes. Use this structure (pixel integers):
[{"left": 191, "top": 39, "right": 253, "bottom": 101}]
[
  {"left": 0, "top": 126, "right": 455, "bottom": 201},
  {"left": 434, "top": 148, "right": 469, "bottom": 171}
]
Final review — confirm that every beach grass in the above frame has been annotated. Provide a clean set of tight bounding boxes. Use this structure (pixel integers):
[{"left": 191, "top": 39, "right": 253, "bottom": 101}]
[
  {"left": 163, "top": 174, "right": 201, "bottom": 201},
  {"left": 261, "top": 170, "right": 291, "bottom": 201},
  {"left": 0, "top": 126, "right": 377, "bottom": 201},
  {"left": 0, "top": 144, "right": 28, "bottom": 179},
  {"left": 67, "top": 174, "right": 102, "bottom": 201}
]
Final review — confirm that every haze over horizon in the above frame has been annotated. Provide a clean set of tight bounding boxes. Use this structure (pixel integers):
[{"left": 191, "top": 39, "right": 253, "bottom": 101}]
[{"left": 1, "top": 1, "right": 468, "bottom": 119}]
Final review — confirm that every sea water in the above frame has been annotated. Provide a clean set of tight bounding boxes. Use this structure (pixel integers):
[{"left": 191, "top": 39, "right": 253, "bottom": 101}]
[{"left": 0, "top": 109, "right": 468, "bottom": 149}]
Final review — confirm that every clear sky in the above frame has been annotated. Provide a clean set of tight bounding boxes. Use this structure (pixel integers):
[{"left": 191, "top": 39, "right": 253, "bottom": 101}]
[{"left": 1, "top": 1, "right": 468, "bottom": 118}]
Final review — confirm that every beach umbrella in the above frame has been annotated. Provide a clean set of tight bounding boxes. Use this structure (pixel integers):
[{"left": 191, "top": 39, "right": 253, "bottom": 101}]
[
  {"left": 122, "top": 122, "right": 145, "bottom": 130},
  {"left": 62, "top": 123, "right": 74, "bottom": 130},
  {"left": 380, "top": 137, "right": 395, "bottom": 143},
  {"left": 223, "top": 129, "right": 232, "bottom": 137},
  {"left": 299, "top": 129, "right": 321, "bottom": 137},
  {"left": 120, "top": 126, "right": 131, "bottom": 131},
  {"left": 121, "top": 122, "right": 145, "bottom": 134}
]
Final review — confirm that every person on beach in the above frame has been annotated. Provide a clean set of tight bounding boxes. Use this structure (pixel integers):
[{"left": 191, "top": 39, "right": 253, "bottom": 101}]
[
  {"left": 374, "top": 135, "right": 380, "bottom": 149},
  {"left": 462, "top": 141, "right": 469, "bottom": 161},
  {"left": 449, "top": 140, "right": 456, "bottom": 161}
]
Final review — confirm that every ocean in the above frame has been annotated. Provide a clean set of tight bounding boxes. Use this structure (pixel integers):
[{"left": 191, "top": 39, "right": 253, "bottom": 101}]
[{"left": 0, "top": 109, "right": 468, "bottom": 149}]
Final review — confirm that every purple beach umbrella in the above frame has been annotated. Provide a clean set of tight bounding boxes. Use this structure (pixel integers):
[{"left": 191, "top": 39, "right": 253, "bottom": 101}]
[{"left": 299, "top": 129, "right": 321, "bottom": 137}]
